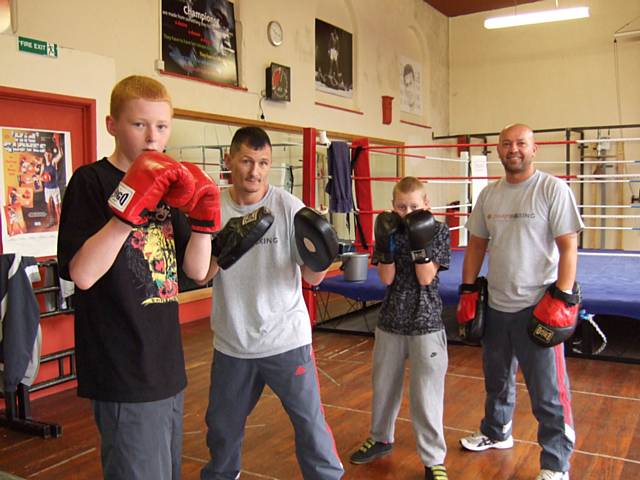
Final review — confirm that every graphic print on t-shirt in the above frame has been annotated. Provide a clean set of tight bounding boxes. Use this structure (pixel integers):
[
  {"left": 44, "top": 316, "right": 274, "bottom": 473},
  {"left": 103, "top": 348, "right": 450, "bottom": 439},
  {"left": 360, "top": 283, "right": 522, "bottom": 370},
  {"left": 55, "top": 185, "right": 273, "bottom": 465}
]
[{"left": 125, "top": 205, "right": 179, "bottom": 305}]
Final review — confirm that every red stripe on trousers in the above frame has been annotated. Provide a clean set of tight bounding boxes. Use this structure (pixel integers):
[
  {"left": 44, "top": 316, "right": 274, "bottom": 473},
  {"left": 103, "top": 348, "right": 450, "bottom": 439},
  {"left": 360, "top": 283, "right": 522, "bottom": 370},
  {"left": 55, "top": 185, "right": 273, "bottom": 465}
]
[
  {"left": 553, "top": 344, "right": 573, "bottom": 427},
  {"left": 310, "top": 348, "right": 342, "bottom": 460}
]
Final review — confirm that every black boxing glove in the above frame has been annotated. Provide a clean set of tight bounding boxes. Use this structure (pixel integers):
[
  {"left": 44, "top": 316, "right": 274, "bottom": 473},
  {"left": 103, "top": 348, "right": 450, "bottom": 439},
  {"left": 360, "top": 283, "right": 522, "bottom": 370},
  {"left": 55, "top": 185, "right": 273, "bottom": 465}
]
[
  {"left": 405, "top": 209, "right": 437, "bottom": 264},
  {"left": 373, "top": 211, "right": 403, "bottom": 264}
]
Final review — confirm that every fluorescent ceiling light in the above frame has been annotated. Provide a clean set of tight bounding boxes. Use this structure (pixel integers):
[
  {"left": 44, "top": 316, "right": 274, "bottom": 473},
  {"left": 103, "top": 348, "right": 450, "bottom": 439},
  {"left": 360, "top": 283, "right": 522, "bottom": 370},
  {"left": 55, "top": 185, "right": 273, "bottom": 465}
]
[{"left": 484, "top": 6, "right": 590, "bottom": 29}]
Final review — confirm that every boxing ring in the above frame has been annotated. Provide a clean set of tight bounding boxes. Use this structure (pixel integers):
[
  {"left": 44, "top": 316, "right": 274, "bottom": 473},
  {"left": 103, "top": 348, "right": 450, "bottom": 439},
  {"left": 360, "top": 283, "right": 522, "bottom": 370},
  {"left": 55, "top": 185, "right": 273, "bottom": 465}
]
[
  {"left": 298, "top": 125, "right": 640, "bottom": 362},
  {"left": 316, "top": 249, "right": 640, "bottom": 320}
]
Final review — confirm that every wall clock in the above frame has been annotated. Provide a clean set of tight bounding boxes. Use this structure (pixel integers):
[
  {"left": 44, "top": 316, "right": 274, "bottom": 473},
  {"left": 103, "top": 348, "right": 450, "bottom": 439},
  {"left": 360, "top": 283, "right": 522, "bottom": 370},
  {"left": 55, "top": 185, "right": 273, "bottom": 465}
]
[{"left": 267, "top": 20, "right": 283, "bottom": 46}]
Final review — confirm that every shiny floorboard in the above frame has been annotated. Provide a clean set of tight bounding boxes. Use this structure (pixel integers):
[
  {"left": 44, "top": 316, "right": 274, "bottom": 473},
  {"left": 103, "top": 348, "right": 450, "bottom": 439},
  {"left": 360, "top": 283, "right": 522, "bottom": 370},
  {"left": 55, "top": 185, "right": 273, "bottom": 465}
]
[{"left": 1, "top": 318, "right": 639, "bottom": 479}]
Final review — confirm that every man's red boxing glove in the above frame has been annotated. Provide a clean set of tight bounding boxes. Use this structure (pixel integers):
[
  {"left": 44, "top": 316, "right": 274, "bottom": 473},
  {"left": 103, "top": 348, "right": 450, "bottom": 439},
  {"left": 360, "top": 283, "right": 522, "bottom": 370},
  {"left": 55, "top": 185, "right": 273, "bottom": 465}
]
[
  {"left": 456, "top": 284, "right": 479, "bottom": 324},
  {"left": 529, "top": 282, "right": 581, "bottom": 347},
  {"left": 179, "top": 162, "right": 221, "bottom": 234},
  {"left": 108, "top": 152, "right": 195, "bottom": 226},
  {"left": 456, "top": 277, "right": 488, "bottom": 344}
]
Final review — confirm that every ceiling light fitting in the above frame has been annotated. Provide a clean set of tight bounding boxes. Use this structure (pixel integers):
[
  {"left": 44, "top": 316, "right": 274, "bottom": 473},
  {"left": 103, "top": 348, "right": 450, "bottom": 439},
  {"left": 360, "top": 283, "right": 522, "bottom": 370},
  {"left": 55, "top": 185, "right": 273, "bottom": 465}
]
[{"left": 484, "top": 6, "right": 590, "bottom": 30}]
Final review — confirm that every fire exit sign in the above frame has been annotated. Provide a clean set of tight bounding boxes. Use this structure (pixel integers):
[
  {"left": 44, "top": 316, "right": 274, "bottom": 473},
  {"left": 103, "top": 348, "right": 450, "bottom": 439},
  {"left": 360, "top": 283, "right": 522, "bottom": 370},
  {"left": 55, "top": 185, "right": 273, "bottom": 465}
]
[{"left": 18, "top": 36, "right": 58, "bottom": 58}]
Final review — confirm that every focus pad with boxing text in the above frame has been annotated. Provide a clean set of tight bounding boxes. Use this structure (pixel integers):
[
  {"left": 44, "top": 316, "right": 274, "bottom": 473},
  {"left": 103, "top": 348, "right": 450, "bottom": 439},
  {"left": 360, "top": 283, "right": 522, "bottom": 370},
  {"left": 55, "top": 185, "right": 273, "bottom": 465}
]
[{"left": 294, "top": 207, "right": 339, "bottom": 272}]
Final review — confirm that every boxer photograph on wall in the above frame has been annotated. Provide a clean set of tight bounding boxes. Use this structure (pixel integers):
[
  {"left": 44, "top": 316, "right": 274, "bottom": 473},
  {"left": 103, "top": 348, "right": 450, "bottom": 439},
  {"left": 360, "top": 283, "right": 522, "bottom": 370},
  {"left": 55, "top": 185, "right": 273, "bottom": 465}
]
[
  {"left": 400, "top": 56, "right": 423, "bottom": 116},
  {"left": 315, "top": 19, "right": 353, "bottom": 98}
]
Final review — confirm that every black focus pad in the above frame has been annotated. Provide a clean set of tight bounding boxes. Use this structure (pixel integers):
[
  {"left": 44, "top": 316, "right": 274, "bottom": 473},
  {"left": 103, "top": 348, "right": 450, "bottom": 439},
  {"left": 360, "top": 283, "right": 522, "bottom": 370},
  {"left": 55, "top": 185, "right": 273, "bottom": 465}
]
[
  {"left": 212, "top": 206, "right": 274, "bottom": 270},
  {"left": 459, "top": 276, "right": 488, "bottom": 345},
  {"left": 294, "top": 207, "right": 339, "bottom": 272}
]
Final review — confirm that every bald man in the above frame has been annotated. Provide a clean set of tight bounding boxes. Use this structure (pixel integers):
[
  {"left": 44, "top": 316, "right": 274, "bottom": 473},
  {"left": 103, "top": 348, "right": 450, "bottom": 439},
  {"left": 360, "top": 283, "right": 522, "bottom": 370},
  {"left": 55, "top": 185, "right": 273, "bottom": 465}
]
[{"left": 458, "top": 124, "right": 583, "bottom": 480}]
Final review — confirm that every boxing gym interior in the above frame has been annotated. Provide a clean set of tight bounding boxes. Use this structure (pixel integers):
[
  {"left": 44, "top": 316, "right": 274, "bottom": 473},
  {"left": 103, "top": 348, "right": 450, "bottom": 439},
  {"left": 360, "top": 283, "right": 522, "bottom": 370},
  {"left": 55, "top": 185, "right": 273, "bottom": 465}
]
[{"left": 1, "top": 0, "right": 639, "bottom": 479}]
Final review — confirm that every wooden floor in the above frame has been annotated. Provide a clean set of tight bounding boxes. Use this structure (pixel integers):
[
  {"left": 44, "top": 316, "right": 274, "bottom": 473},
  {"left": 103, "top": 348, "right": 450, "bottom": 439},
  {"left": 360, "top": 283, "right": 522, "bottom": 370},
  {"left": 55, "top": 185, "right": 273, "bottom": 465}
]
[{"left": 1, "top": 318, "right": 639, "bottom": 480}]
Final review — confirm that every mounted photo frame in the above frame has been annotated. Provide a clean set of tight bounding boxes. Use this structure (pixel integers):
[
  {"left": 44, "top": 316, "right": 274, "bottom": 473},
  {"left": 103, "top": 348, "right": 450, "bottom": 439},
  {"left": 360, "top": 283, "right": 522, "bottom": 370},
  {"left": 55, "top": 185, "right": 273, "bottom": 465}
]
[
  {"left": 315, "top": 19, "right": 353, "bottom": 98},
  {"left": 399, "top": 56, "right": 423, "bottom": 116},
  {"left": 265, "top": 63, "right": 291, "bottom": 102}
]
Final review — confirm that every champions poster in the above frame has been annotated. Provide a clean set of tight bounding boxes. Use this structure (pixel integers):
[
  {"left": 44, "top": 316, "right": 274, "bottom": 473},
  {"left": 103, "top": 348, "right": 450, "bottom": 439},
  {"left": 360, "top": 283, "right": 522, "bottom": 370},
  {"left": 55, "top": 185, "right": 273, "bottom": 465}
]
[
  {"left": 162, "top": 0, "right": 238, "bottom": 86},
  {"left": 0, "top": 127, "right": 71, "bottom": 256}
]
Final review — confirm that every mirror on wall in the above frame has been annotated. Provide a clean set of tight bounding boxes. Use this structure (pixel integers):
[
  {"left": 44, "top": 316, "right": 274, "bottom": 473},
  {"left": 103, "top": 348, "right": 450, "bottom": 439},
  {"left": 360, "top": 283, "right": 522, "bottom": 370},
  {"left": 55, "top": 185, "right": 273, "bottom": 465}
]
[
  {"left": 168, "top": 115, "right": 401, "bottom": 292},
  {"left": 168, "top": 118, "right": 305, "bottom": 200}
]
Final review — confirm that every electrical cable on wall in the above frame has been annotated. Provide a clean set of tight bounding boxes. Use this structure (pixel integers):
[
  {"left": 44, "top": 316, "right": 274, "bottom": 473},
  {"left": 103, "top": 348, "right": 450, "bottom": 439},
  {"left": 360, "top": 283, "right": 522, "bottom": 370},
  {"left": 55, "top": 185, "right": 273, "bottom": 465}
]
[{"left": 258, "top": 90, "right": 266, "bottom": 120}]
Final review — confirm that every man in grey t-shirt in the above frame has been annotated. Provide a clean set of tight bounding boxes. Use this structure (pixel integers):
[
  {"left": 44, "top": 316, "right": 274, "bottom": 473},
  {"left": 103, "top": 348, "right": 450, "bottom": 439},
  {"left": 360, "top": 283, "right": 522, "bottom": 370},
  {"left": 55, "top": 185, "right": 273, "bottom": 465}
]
[
  {"left": 457, "top": 124, "right": 583, "bottom": 480},
  {"left": 199, "top": 127, "right": 344, "bottom": 480}
]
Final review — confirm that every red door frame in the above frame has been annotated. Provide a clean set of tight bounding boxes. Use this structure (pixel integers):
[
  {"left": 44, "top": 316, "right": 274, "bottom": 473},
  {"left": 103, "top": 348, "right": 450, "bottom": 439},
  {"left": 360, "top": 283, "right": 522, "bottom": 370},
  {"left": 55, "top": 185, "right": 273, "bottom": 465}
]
[
  {"left": 0, "top": 85, "right": 97, "bottom": 170},
  {"left": 0, "top": 86, "right": 96, "bottom": 401}
]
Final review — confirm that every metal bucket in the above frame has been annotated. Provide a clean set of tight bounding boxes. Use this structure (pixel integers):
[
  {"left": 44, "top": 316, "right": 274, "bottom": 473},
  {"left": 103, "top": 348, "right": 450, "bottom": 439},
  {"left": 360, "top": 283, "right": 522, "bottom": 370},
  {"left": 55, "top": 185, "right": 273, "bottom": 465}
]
[{"left": 340, "top": 252, "right": 369, "bottom": 282}]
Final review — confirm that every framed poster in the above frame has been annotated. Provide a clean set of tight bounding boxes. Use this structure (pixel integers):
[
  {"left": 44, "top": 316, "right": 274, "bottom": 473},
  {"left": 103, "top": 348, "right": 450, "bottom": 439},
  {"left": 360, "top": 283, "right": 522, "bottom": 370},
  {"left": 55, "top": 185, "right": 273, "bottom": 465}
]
[
  {"left": 400, "top": 56, "right": 422, "bottom": 116},
  {"left": 315, "top": 19, "right": 353, "bottom": 98},
  {"left": 1, "top": 127, "right": 71, "bottom": 256},
  {"left": 162, "top": 0, "right": 238, "bottom": 86},
  {"left": 265, "top": 63, "right": 291, "bottom": 101}
]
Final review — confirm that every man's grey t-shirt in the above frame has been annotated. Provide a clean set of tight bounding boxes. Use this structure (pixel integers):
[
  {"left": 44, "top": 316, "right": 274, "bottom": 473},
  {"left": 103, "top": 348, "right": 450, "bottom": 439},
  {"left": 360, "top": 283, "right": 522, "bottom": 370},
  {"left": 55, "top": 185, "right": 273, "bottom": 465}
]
[
  {"left": 211, "top": 185, "right": 310, "bottom": 358},
  {"left": 465, "top": 170, "right": 583, "bottom": 312}
]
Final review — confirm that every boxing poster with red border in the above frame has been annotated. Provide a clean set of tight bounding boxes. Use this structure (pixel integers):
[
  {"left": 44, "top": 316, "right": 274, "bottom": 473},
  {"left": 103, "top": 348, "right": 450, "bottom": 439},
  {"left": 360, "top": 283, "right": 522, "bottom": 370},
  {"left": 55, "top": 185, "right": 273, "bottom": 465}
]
[{"left": 0, "top": 127, "right": 71, "bottom": 256}]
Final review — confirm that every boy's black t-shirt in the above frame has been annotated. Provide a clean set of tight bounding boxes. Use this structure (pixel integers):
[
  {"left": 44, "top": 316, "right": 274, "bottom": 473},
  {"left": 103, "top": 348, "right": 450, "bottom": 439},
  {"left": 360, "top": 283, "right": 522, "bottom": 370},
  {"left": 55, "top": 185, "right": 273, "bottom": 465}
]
[
  {"left": 378, "top": 220, "right": 451, "bottom": 336},
  {"left": 57, "top": 158, "right": 190, "bottom": 402}
]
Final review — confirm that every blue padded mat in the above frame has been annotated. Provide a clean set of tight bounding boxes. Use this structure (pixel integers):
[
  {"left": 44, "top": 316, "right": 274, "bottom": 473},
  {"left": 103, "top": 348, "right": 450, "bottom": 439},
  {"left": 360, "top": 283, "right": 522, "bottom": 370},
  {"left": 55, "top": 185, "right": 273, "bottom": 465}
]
[{"left": 318, "top": 249, "right": 640, "bottom": 320}]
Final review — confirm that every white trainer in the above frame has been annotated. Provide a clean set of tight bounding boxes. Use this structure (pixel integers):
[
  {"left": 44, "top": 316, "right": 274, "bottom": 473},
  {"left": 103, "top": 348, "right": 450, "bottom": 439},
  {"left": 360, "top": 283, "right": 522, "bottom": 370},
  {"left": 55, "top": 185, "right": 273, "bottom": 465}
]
[
  {"left": 536, "top": 469, "right": 569, "bottom": 480},
  {"left": 459, "top": 431, "right": 514, "bottom": 451}
]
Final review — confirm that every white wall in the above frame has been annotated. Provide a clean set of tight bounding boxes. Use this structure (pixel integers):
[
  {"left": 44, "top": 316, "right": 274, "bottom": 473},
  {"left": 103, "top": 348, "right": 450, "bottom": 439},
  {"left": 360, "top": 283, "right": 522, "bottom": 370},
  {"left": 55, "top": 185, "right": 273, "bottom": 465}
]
[
  {"left": 449, "top": 0, "right": 640, "bottom": 250},
  {"left": 0, "top": 34, "right": 116, "bottom": 159},
  {"left": 3, "top": 0, "right": 449, "bottom": 153},
  {"left": 450, "top": 0, "right": 640, "bottom": 131},
  {"left": 0, "top": 0, "right": 457, "bottom": 244}
]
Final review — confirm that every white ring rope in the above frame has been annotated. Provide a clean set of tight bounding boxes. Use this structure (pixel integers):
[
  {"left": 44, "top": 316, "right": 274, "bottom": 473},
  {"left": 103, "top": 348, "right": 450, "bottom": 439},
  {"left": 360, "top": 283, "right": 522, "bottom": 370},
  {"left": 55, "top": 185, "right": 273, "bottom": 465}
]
[
  {"left": 370, "top": 153, "right": 469, "bottom": 164},
  {"left": 576, "top": 137, "right": 640, "bottom": 144},
  {"left": 430, "top": 203, "right": 472, "bottom": 210},
  {"left": 582, "top": 214, "right": 640, "bottom": 219},
  {"left": 427, "top": 180, "right": 473, "bottom": 185},
  {"left": 576, "top": 173, "right": 640, "bottom": 179},
  {"left": 566, "top": 179, "right": 636, "bottom": 184},
  {"left": 486, "top": 160, "right": 639, "bottom": 165},
  {"left": 422, "top": 155, "right": 470, "bottom": 163},
  {"left": 578, "top": 204, "right": 640, "bottom": 209},
  {"left": 583, "top": 226, "right": 640, "bottom": 231},
  {"left": 578, "top": 251, "right": 640, "bottom": 257}
]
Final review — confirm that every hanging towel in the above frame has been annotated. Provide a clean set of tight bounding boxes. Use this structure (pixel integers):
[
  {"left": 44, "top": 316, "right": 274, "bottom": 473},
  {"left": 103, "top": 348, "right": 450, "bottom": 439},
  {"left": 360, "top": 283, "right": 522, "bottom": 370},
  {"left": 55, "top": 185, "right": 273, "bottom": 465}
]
[{"left": 325, "top": 141, "right": 352, "bottom": 213}]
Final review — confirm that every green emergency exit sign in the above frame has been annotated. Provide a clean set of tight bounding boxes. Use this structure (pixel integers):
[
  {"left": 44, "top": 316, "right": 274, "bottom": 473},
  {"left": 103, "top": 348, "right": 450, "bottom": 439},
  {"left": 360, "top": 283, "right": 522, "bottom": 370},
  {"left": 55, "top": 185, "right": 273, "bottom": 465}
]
[{"left": 18, "top": 36, "right": 58, "bottom": 58}]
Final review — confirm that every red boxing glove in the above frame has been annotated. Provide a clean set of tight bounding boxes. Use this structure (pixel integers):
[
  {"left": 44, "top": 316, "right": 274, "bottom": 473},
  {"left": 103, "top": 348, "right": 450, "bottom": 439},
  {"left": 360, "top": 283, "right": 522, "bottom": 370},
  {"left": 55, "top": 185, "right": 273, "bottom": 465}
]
[
  {"left": 457, "top": 291, "right": 478, "bottom": 324},
  {"left": 456, "top": 278, "right": 488, "bottom": 344},
  {"left": 108, "top": 152, "right": 195, "bottom": 226},
  {"left": 533, "top": 292, "right": 579, "bottom": 327},
  {"left": 179, "top": 162, "right": 221, "bottom": 233},
  {"left": 529, "top": 282, "right": 581, "bottom": 347},
  {"left": 456, "top": 284, "right": 479, "bottom": 324}
]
